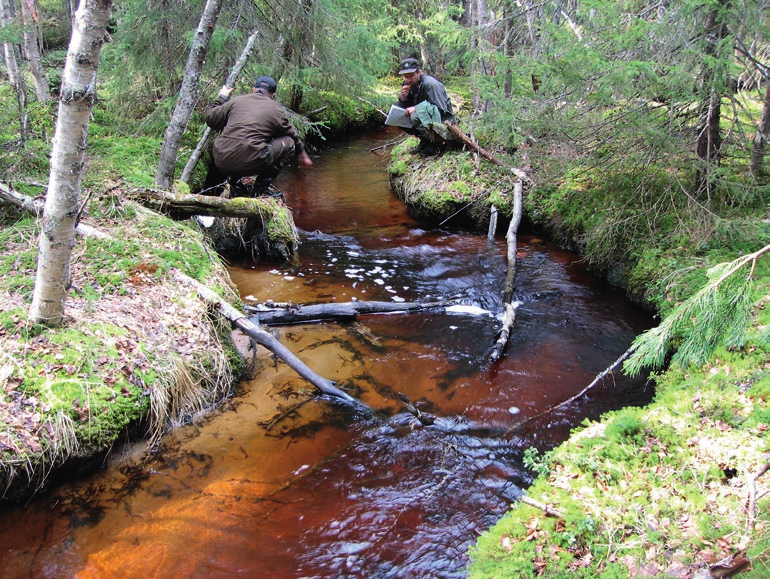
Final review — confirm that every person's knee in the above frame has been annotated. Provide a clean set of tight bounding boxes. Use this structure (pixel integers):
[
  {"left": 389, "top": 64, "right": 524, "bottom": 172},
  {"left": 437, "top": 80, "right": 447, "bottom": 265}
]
[{"left": 269, "top": 136, "right": 296, "bottom": 164}]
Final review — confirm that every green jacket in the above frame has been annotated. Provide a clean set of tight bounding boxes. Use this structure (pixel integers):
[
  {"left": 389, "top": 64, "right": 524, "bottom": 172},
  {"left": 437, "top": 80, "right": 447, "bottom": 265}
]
[{"left": 397, "top": 73, "right": 455, "bottom": 123}]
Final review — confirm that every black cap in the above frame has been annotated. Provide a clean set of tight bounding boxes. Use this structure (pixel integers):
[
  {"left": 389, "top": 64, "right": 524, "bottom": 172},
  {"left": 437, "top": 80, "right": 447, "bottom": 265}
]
[
  {"left": 254, "top": 75, "right": 277, "bottom": 93},
  {"left": 398, "top": 58, "right": 420, "bottom": 74}
]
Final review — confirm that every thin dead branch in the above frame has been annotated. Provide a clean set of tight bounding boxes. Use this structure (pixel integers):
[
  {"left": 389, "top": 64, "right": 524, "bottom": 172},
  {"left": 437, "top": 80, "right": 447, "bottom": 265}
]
[
  {"left": 171, "top": 269, "right": 373, "bottom": 412},
  {"left": 520, "top": 495, "right": 565, "bottom": 519}
]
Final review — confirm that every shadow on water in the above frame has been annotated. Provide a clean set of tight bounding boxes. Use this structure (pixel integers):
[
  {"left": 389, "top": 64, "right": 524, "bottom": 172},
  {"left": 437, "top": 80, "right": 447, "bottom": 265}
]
[{"left": 0, "top": 129, "right": 654, "bottom": 578}]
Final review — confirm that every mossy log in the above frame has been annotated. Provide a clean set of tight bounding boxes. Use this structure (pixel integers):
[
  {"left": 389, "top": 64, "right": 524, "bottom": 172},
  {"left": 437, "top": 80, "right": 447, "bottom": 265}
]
[
  {"left": 132, "top": 187, "right": 298, "bottom": 260},
  {"left": 132, "top": 187, "right": 283, "bottom": 219},
  {"left": 1, "top": 181, "right": 283, "bottom": 222}
]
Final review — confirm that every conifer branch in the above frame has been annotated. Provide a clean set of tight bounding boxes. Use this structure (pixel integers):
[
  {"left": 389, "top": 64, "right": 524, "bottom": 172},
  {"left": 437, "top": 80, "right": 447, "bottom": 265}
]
[{"left": 624, "top": 245, "right": 770, "bottom": 376}]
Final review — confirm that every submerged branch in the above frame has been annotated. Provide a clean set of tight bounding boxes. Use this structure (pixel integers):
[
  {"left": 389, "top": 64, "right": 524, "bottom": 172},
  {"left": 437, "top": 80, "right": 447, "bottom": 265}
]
[
  {"left": 488, "top": 146, "right": 531, "bottom": 363},
  {"left": 488, "top": 178, "right": 524, "bottom": 363},
  {"left": 505, "top": 345, "right": 637, "bottom": 435},
  {"left": 171, "top": 269, "right": 371, "bottom": 411}
]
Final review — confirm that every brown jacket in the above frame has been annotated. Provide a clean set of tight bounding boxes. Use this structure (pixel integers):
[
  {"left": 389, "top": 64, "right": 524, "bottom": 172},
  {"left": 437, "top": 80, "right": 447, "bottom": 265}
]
[{"left": 205, "top": 91, "right": 303, "bottom": 177}]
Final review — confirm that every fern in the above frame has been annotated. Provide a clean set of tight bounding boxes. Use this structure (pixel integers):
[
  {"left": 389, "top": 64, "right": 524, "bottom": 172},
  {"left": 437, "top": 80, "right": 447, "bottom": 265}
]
[{"left": 624, "top": 245, "right": 770, "bottom": 375}]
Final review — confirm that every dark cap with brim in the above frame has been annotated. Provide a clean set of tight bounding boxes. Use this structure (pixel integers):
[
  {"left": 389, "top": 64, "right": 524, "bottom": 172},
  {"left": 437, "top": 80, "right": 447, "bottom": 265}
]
[
  {"left": 398, "top": 58, "right": 420, "bottom": 74},
  {"left": 254, "top": 76, "right": 277, "bottom": 93}
]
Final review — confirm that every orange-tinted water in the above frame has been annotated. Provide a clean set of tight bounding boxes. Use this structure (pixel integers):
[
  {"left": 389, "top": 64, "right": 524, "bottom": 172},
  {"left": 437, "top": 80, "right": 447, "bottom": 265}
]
[{"left": 0, "top": 130, "right": 653, "bottom": 578}]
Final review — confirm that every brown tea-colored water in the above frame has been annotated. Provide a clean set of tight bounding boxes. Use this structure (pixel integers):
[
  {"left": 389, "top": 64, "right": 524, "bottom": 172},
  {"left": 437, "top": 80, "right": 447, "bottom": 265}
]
[{"left": 0, "top": 130, "right": 653, "bottom": 579}]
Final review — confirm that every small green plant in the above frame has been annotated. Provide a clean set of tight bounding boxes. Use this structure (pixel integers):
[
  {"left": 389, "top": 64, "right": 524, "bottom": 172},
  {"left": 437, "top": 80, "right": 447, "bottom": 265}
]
[{"left": 522, "top": 446, "right": 551, "bottom": 477}]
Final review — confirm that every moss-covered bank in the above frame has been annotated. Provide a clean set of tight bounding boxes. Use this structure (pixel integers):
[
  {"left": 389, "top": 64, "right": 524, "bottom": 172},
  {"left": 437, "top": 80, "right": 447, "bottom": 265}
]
[
  {"left": 0, "top": 198, "right": 242, "bottom": 501},
  {"left": 0, "top": 76, "right": 391, "bottom": 502}
]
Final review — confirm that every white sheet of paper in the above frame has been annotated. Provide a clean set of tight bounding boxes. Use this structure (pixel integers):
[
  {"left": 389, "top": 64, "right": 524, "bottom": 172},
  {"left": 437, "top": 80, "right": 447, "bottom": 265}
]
[{"left": 384, "top": 105, "right": 413, "bottom": 128}]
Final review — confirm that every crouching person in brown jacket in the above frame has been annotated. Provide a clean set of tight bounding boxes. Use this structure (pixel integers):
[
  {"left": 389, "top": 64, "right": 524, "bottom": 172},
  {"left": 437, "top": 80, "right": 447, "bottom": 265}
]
[{"left": 205, "top": 75, "right": 313, "bottom": 197}]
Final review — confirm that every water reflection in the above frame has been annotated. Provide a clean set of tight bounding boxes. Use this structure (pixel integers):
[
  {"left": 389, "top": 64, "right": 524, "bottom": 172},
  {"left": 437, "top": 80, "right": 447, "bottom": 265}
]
[{"left": 0, "top": 130, "right": 653, "bottom": 579}]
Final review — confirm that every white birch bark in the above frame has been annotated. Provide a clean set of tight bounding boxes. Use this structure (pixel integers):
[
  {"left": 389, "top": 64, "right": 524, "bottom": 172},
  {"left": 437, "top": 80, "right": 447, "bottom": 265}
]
[
  {"left": 28, "top": 0, "right": 114, "bottom": 325},
  {"left": 1, "top": 0, "right": 19, "bottom": 88},
  {"left": 21, "top": 0, "right": 50, "bottom": 102},
  {"left": 154, "top": 0, "right": 224, "bottom": 190}
]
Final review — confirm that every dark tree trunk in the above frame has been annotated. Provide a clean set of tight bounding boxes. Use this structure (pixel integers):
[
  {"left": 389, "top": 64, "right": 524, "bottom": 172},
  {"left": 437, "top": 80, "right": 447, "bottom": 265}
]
[
  {"left": 750, "top": 83, "right": 770, "bottom": 177},
  {"left": 694, "top": 3, "right": 729, "bottom": 197}
]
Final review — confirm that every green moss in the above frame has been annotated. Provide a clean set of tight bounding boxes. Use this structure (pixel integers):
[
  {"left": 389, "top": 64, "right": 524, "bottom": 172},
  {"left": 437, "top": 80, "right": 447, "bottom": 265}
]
[
  {"left": 451, "top": 180, "right": 472, "bottom": 196},
  {"left": 7, "top": 321, "right": 150, "bottom": 454}
]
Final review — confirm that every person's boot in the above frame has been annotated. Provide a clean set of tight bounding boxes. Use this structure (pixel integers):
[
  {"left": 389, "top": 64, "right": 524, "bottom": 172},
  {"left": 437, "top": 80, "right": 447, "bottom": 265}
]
[
  {"left": 252, "top": 159, "right": 288, "bottom": 196},
  {"left": 251, "top": 179, "right": 272, "bottom": 196},
  {"left": 228, "top": 176, "right": 250, "bottom": 197},
  {"left": 410, "top": 140, "right": 429, "bottom": 154},
  {"left": 418, "top": 143, "right": 439, "bottom": 157}
]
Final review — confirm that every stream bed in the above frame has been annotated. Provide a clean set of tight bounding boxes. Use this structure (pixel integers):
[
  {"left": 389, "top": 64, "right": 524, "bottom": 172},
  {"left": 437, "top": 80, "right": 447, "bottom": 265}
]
[{"left": 0, "top": 130, "right": 654, "bottom": 579}]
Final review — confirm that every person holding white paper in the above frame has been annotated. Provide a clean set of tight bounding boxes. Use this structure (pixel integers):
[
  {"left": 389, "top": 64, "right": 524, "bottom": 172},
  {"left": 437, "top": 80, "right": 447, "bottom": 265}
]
[{"left": 395, "top": 57, "right": 455, "bottom": 156}]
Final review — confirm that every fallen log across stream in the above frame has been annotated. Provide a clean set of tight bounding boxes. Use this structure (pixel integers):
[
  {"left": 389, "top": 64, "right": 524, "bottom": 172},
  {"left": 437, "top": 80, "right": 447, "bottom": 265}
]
[
  {"left": 245, "top": 299, "right": 454, "bottom": 325},
  {"left": 171, "top": 269, "right": 374, "bottom": 412}
]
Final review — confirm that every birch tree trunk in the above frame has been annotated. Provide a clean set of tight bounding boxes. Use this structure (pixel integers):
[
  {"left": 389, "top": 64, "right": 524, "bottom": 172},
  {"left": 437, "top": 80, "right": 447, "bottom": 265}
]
[
  {"left": 20, "top": 0, "right": 50, "bottom": 102},
  {"left": 154, "top": 0, "right": 224, "bottom": 190},
  {"left": 28, "top": 0, "right": 113, "bottom": 326},
  {"left": 1, "top": 0, "right": 19, "bottom": 88}
]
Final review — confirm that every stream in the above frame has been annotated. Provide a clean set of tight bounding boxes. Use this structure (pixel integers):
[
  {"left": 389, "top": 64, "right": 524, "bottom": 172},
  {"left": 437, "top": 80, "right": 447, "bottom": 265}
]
[{"left": 0, "top": 129, "right": 654, "bottom": 579}]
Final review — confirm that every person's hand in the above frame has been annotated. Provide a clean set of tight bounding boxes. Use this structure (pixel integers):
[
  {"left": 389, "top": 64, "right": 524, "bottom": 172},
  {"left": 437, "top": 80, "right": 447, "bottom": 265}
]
[
  {"left": 298, "top": 149, "right": 313, "bottom": 168},
  {"left": 218, "top": 85, "right": 233, "bottom": 98},
  {"left": 400, "top": 84, "right": 411, "bottom": 100},
  {"left": 405, "top": 107, "right": 415, "bottom": 116}
]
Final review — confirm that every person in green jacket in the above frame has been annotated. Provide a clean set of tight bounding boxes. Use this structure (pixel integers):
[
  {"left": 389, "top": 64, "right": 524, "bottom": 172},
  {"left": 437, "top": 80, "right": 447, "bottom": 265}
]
[
  {"left": 205, "top": 75, "right": 313, "bottom": 197},
  {"left": 396, "top": 57, "right": 455, "bottom": 156}
]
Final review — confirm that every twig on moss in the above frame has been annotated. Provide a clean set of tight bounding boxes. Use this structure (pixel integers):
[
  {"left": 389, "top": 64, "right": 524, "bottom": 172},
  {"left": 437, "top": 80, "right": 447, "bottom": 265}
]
[
  {"left": 746, "top": 458, "right": 770, "bottom": 531},
  {"left": 520, "top": 495, "right": 565, "bottom": 519}
]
